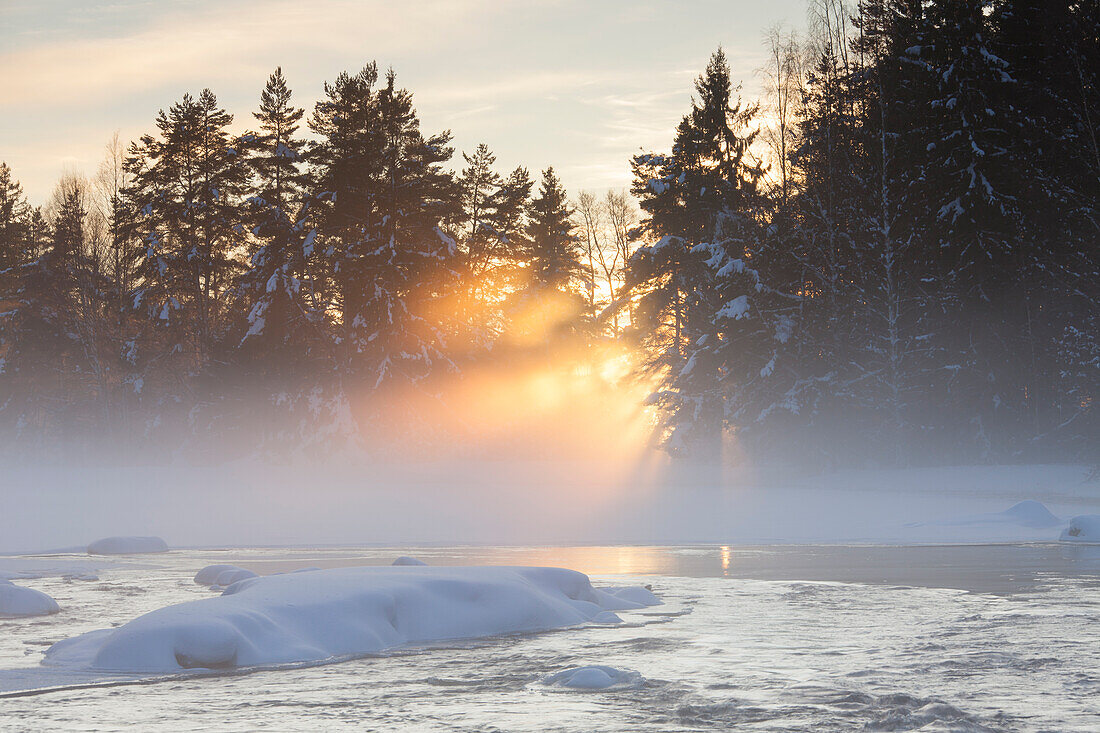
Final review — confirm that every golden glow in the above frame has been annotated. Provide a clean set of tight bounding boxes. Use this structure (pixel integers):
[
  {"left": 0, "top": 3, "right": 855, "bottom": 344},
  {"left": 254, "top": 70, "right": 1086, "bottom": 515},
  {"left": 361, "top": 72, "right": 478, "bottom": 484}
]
[{"left": 365, "top": 288, "right": 663, "bottom": 513}]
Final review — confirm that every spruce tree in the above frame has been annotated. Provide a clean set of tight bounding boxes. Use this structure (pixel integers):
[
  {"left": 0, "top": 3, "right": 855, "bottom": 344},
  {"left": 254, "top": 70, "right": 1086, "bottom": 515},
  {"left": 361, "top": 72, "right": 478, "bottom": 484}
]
[
  {"left": 237, "top": 68, "right": 318, "bottom": 360},
  {"left": 627, "top": 48, "right": 769, "bottom": 457},
  {"left": 910, "top": 0, "right": 1031, "bottom": 455},
  {"left": 309, "top": 65, "right": 460, "bottom": 401},
  {"left": 526, "top": 167, "right": 580, "bottom": 291},
  {"left": 0, "top": 163, "right": 30, "bottom": 271}
]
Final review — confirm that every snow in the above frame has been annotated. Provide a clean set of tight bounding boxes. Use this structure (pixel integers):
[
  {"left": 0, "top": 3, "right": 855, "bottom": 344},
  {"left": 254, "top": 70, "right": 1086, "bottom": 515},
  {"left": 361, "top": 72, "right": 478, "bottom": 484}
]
[
  {"left": 0, "top": 558, "right": 104, "bottom": 582},
  {"left": 42, "top": 566, "right": 660, "bottom": 673},
  {"left": 541, "top": 665, "right": 644, "bottom": 690},
  {"left": 598, "top": 585, "right": 660, "bottom": 606},
  {"left": 87, "top": 537, "right": 169, "bottom": 555},
  {"left": 1001, "top": 500, "right": 1061, "bottom": 528},
  {"left": 194, "top": 565, "right": 246, "bottom": 586},
  {"left": 1060, "top": 515, "right": 1100, "bottom": 543},
  {"left": 0, "top": 583, "right": 60, "bottom": 617},
  {"left": 716, "top": 295, "right": 749, "bottom": 320},
  {"left": 215, "top": 568, "right": 258, "bottom": 587},
  {"left": 908, "top": 500, "right": 1062, "bottom": 530},
  {"left": 392, "top": 556, "right": 427, "bottom": 566}
]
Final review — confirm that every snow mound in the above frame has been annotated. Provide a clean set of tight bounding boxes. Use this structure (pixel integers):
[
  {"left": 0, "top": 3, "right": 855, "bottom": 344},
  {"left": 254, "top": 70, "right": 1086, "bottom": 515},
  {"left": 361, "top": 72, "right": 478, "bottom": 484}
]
[
  {"left": 87, "top": 537, "right": 168, "bottom": 555},
  {"left": 194, "top": 565, "right": 244, "bottom": 586},
  {"left": 1060, "top": 515, "right": 1100, "bottom": 542},
  {"left": 1001, "top": 500, "right": 1061, "bottom": 528},
  {"left": 541, "top": 665, "right": 644, "bottom": 690},
  {"left": 599, "top": 585, "right": 660, "bottom": 606},
  {"left": 0, "top": 559, "right": 107, "bottom": 582},
  {"left": 43, "top": 566, "right": 660, "bottom": 673},
  {"left": 392, "top": 556, "right": 427, "bottom": 566},
  {"left": 904, "top": 499, "right": 1064, "bottom": 541},
  {"left": 214, "top": 568, "right": 258, "bottom": 588},
  {"left": 0, "top": 583, "right": 60, "bottom": 617}
]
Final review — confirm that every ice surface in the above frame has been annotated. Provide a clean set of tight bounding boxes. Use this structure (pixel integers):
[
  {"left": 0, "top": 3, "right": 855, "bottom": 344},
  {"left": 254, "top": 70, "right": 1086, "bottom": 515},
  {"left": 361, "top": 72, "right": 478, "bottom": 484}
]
[
  {"left": 1060, "top": 515, "right": 1100, "bottom": 542},
  {"left": 541, "top": 665, "right": 644, "bottom": 690},
  {"left": 42, "top": 566, "right": 660, "bottom": 673},
  {"left": 0, "top": 583, "right": 60, "bottom": 617},
  {"left": 392, "top": 556, "right": 427, "bottom": 566},
  {"left": 87, "top": 537, "right": 168, "bottom": 555}
]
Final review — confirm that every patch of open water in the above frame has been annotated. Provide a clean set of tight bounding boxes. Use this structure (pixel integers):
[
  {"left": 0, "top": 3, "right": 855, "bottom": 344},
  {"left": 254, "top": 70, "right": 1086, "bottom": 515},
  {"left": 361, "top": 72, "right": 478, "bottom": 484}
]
[{"left": 1, "top": 544, "right": 1098, "bottom": 731}]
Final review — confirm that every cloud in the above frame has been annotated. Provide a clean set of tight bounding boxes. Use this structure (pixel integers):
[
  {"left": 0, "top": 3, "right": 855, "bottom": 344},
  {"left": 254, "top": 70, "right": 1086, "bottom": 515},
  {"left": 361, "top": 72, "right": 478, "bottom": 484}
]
[
  {"left": 1, "top": 0, "right": 794, "bottom": 203},
  {"left": 0, "top": 0, "right": 501, "bottom": 108}
]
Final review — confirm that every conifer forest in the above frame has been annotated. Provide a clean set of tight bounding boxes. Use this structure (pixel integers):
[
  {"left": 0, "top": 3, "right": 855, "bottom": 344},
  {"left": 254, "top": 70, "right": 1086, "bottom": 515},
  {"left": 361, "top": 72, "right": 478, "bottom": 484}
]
[{"left": 1, "top": 0, "right": 1096, "bottom": 467}]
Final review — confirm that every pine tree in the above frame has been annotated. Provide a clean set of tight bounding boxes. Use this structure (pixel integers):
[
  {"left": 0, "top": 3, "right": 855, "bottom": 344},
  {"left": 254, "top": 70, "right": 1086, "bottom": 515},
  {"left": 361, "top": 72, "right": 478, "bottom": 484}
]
[
  {"left": 123, "top": 89, "right": 249, "bottom": 432},
  {"left": 454, "top": 150, "right": 532, "bottom": 343},
  {"left": 483, "top": 165, "right": 534, "bottom": 291}
]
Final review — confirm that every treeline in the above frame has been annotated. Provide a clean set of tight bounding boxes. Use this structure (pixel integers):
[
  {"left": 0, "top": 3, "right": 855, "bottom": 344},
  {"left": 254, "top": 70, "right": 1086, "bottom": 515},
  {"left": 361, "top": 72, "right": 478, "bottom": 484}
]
[
  {"left": 0, "top": 65, "right": 626, "bottom": 457},
  {"left": 628, "top": 0, "right": 1098, "bottom": 465},
  {"left": 0, "top": 0, "right": 1097, "bottom": 466}
]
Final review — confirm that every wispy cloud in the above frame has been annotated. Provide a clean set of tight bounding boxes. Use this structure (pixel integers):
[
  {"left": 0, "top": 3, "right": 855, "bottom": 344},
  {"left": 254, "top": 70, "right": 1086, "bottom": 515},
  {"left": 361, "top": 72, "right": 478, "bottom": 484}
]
[
  {"left": 0, "top": 0, "right": 501, "bottom": 108},
  {"left": 1, "top": 0, "right": 802, "bottom": 203}
]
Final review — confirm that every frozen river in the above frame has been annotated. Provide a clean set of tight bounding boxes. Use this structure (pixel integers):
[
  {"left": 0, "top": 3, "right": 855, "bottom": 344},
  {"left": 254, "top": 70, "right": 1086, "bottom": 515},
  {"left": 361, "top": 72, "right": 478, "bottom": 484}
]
[{"left": 2, "top": 544, "right": 1099, "bottom": 731}]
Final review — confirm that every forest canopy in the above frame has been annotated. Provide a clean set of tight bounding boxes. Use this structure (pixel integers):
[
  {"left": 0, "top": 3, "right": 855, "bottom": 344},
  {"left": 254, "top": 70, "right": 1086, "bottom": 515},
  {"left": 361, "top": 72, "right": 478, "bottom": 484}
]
[{"left": 0, "top": 0, "right": 1096, "bottom": 467}]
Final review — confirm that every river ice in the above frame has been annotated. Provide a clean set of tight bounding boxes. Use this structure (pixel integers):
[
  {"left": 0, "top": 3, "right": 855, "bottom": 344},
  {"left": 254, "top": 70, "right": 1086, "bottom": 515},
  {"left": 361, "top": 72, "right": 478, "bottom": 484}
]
[{"left": 0, "top": 544, "right": 1097, "bottom": 731}]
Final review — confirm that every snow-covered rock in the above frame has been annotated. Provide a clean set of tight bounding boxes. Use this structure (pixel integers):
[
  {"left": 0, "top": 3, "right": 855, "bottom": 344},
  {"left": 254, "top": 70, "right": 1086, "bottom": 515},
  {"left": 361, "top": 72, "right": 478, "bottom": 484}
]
[
  {"left": 1001, "top": 500, "right": 1061, "bottom": 528},
  {"left": 194, "top": 565, "right": 244, "bottom": 586},
  {"left": 43, "top": 566, "right": 660, "bottom": 673},
  {"left": 392, "top": 556, "right": 427, "bottom": 566},
  {"left": 87, "top": 537, "right": 168, "bottom": 555},
  {"left": 598, "top": 585, "right": 660, "bottom": 607},
  {"left": 1060, "top": 515, "right": 1100, "bottom": 542},
  {"left": 193, "top": 565, "right": 259, "bottom": 587},
  {"left": 0, "top": 559, "right": 106, "bottom": 582},
  {"left": 541, "top": 665, "right": 644, "bottom": 690},
  {"left": 0, "top": 584, "right": 60, "bottom": 617},
  {"left": 903, "top": 499, "right": 1065, "bottom": 542},
  {"left": 214, "top": 568, "right": 258, "bottom": 587}
]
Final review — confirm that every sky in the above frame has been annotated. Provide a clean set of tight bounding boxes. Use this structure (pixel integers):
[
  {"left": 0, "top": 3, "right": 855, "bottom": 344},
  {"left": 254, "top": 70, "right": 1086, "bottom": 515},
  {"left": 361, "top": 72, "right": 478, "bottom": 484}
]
[{"left": 0, "top": 0, "right": 807, "bottom": 206}]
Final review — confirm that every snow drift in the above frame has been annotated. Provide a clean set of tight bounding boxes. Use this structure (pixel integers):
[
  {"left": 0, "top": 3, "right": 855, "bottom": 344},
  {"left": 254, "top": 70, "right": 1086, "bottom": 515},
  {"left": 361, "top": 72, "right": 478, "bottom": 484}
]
[
  {"left": 0, "top": 583, "right": 60, "bottom": 617},
  {"left": 43, "top": 566, "right": 660, "bottom": 673},
  {"left": 1060, "top": 515, "right": 1100, "bottom": 542},
  {"left": 87, "top": 536, "right": 168, "bottom": 555}
]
